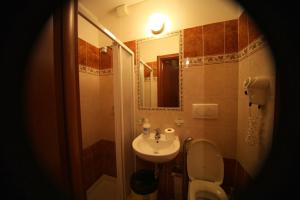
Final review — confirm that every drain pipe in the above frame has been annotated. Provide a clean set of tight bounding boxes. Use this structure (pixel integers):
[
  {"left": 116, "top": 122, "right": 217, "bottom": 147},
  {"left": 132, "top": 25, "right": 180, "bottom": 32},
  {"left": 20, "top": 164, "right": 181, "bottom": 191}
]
[
  {"left": 182, "top": 137, "right": 193, "bottom": 200},
  {"left": 154, "top": 163, "right": 159, "bottom": 179}
]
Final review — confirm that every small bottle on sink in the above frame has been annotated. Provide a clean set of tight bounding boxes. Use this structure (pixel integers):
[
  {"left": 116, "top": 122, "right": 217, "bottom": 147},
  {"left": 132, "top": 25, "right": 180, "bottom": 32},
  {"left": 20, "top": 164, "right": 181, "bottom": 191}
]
[{"left": 142, "top": 118, "right": 151, "bottom": 136}]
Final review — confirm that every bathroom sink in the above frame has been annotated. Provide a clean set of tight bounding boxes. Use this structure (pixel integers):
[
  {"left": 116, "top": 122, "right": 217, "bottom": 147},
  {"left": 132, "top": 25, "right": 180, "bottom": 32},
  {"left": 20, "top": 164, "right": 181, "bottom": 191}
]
[{"left": 132, "top": 132, "right": 180, "bottom": 163}]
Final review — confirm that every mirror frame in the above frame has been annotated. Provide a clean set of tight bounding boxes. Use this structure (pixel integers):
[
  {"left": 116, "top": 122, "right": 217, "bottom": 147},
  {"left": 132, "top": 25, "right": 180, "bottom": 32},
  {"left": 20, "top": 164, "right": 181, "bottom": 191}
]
[{"left": 136, "top": 30, "right": 183, "bottom": 111}]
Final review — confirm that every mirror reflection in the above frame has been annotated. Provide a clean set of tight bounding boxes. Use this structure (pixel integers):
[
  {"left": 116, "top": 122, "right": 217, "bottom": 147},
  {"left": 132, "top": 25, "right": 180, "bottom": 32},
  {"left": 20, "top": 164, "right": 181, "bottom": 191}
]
[{"left": 137, "top": 32, "right": 181, "bottom": 108}]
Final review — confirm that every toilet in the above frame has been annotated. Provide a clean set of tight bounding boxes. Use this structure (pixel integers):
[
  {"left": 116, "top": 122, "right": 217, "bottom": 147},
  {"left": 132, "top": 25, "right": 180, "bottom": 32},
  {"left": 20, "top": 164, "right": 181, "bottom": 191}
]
[{"left": 187, "top": 139, "right": 228, "bottom": 200}]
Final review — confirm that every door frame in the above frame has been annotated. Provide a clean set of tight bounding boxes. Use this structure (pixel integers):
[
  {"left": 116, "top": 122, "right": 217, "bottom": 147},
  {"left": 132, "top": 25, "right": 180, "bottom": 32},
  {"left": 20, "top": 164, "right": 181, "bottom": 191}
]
[
  {"left": 157, "top": 53, "right": 179, "bottom": 107},
  {"left": 60, "top": 0, "right": 85, "bottom": 199}
]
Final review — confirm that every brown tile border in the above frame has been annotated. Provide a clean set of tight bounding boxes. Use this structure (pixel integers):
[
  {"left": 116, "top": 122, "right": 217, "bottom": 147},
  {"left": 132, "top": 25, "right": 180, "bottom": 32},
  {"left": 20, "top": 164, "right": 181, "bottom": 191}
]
[
  {"left": 99, "top": 47, "right": 113, "bottom": 69},
  {"left": 78, "top": 38, "right": 87, "bottom": 65},
  {"left": 99, "top": 68, "right": 113, "bottom": 76},
  {"left": 248, "top": 16, "right": 261, "bottom": 44},
  {"left": 86, "top": 42, "right": 100, "bottom": 69},
  {"left": 238, "top": 36, "right": 266, "bottom": 61},
  {"left": 182, "top": 36, "right": 265, "bottom": 67},
  {"left": 124, "top": 40, "right": 136, "bottom": 64},
  {"left": 79, "top": 64, "right": 99, "bottom": 75},
  {"left": 203, "top": 22, "right": 225, "bottom": 56},
  {"left": 183, "top": 26, "right": 203, "bottom": 58},
  {"left": 238, "top": 11, "right": 248, "bottom": 51},
  {"left": 79, "top": 64, "right": 113, "bottom": 76},
  {"left": 225, "top": 20, "right": 238, "bottom": 54}
]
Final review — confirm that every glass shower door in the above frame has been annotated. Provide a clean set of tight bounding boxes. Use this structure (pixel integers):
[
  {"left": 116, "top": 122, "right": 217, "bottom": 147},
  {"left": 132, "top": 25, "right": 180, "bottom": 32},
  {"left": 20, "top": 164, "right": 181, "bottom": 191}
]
[{"left": 113, "top": 44, "right": 135, "bottom": 200}]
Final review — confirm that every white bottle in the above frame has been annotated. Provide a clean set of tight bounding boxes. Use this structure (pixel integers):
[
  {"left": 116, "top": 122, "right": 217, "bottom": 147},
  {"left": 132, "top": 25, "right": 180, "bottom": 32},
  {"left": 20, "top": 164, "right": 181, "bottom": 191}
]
[{"left": 142, "top": 118, "right": 151, "bottom": 135}]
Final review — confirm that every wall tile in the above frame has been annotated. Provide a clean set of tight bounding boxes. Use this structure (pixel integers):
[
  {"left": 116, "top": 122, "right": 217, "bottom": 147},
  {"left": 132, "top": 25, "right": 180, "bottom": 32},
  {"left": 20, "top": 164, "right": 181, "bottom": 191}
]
[
  {"left": 134, "top": 14, "right": 271, "bottom": 197},
  {"left": 248, "top": 16, "right": 261, "bottom": 44},
  {"left": 124, "top": 40, "right": 136, "bottom": 54},
  {"left": 82, "top": 139, "right": 116, "bottom": 190},
  {"left": 78, "top": 38, "right": 87, "bottom": 65},
  {"left": 234, "top": 161, "right": 251, "bottom": 189},
  {"left": 223, "top": 158, "right": 237, "bottom": 188},
  {"left": 238, "top": 12, "right": 248, "bottom": 51},
  {"left": 203, "top": 22, "right": 225, "bottom": 55},
  {"left": 82, "top": 147, "right": 94, "bottom": 190},
  {"left": 145, "top": 61, "right": 157, "bottom": 77},
  {"left": 124, "top": 40, "right": 136, "bottom": 64},
  {"left": 225, "top": 20, "right": 238, "bottom": 53},
  {"left": 86, "top": 42, "right": 99, "bottom": 69},
  {"left": 184, "top": 26, "right": 203, "bottom": 58},
  {"left": 99, "top": 47, "right": 113, "bottom": 69}
]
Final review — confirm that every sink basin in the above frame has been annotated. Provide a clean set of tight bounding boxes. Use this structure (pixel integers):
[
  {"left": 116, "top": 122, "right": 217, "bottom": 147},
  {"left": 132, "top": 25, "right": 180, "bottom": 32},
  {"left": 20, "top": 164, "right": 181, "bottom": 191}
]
[{"left": 132, "top": 132, "right": 180, "bottom": 163}]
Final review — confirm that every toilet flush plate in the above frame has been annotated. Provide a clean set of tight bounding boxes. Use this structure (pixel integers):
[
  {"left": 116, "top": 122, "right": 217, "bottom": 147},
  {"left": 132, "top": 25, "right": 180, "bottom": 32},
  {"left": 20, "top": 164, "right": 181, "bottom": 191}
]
[{"left": 192, "top": 104, "right": 218, "bottom": 119}]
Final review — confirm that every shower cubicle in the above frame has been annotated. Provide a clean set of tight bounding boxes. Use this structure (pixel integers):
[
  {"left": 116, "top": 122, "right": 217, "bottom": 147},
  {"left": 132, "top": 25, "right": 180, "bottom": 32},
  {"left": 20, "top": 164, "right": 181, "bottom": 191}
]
[{"left": 78, "top": 5, "right": 135, "bottom": 200}]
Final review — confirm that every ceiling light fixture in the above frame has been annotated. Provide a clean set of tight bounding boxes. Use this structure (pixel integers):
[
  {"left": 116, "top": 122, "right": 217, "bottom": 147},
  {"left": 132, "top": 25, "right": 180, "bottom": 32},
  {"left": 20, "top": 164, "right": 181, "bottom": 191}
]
[{"left": 148, "top": 13, "right": 166, "bottom": 35}]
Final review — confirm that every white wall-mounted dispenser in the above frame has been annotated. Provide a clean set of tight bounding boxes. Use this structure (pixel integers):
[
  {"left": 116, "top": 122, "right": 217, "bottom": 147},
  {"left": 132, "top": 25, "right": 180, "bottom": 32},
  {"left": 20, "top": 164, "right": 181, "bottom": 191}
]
[{"left": 243, "top": 76, "right": 270, "bottom": 107}]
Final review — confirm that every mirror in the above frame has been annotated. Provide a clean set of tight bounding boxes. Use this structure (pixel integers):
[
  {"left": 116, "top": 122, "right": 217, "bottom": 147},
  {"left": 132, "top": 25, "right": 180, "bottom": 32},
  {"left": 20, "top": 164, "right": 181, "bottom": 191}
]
[{"left": 137, "top": 31, "right": 182, "bottom": 110}]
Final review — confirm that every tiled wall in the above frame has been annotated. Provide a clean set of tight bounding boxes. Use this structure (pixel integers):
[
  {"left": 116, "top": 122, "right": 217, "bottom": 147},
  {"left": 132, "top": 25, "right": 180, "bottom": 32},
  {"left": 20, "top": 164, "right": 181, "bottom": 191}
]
[
  {"left": 182, "top": 20, "right": 238, "bottom": 67},
  {"left": 145, "top": 61, "right": 157, "bottom": 77},
  {"left": 124, "top": 11, "right": 272, "bottom": 198},
  {"left": 78, "top": 38, "right": 113, "bottom": 71},
  {"left": 99, "top": 47, "right": 113, "bottom": 69},
  {"left": 238, "top": 12, "right": 261, "bottom": 51},
  {"left": 125, "top": 20, "right": 240, "bottom": 159},
  {"left": 82, "top": 140, "right": 116, "bottom": 190},
  {"left": 78, "top": 38, "right": 115, "bottom": 149},
  {"left": 78, "top": 38, "right": 117, "bottom": 190},
  {"left": 237, "top": 12, "right": 275, "bottom": 178}
]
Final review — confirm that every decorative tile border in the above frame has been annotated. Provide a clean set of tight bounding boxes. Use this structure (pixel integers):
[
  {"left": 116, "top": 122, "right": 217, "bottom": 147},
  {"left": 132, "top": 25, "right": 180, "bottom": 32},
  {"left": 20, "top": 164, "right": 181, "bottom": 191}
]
[
  {"left": 79, "top": 64, "right": 113, "bottom": 76},
  {"left": 79, "top": 64, "right": 100, "bottom": 75},
  {"left": 145, "top": 77, "right": 157, "bottom": 81},
  {"left": 238, "top": 36, "right": 266, "bottom": 61},
  {"left": 182, "top": 36, "right": 266, "bottom": 67},
  {"left": 99, "top": 68, "right": 113, "bottom": 76}
]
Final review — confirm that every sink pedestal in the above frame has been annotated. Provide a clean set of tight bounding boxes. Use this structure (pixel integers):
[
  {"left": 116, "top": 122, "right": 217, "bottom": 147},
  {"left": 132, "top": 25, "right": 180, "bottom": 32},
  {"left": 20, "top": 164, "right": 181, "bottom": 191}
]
[{"left": 154, "top": 163, "right": 162, "bottom": 179}]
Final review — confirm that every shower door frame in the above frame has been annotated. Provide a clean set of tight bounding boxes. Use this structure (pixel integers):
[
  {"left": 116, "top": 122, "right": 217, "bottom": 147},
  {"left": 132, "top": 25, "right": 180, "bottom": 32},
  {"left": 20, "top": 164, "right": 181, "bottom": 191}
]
[
  {"left": 113, "top": 44, "right": 136, "bottom": 200},
  {"left": 78, "top": 4, "right": 135, "bottom": 200}
]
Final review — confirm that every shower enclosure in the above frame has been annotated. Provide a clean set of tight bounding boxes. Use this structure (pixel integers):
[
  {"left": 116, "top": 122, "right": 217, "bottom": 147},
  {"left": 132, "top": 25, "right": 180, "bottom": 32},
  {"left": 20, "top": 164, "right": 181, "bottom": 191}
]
[
  {"left": 78, "top": 6, "right": 135, "bottom": 200},
  {"left": 139, "top": 60, "right": 155, "bottom": 107}
]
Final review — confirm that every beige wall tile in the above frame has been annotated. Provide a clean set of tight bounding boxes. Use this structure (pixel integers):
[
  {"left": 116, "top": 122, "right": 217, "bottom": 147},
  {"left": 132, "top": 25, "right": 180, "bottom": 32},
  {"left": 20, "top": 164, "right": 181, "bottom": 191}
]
[
  {"left": 237, "top": 45, "right": 276, "bottom": 177},
  {"left": 80, "top": 72, "right": 115, "bottom": 149},
  {"left": 136, "top": 62, "right": 238, "bottom": 159}
]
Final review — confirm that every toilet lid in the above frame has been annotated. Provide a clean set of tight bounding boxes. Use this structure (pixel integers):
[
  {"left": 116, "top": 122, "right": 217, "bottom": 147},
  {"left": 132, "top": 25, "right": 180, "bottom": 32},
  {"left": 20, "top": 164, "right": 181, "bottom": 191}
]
[{"left": 187, "top": 139, "right": 224, "bottom": 184}]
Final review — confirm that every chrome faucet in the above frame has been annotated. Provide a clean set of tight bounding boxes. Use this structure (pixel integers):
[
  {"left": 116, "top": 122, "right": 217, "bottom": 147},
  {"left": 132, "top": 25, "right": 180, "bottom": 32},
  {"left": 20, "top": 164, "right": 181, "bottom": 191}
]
[{"left": 154, "top": 128, "right": 161, "bottom": 142}]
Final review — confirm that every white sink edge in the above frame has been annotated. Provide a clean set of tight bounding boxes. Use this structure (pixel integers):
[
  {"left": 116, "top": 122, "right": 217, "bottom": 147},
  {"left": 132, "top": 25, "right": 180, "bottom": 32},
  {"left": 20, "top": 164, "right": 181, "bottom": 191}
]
[{"left": 132, "top": 133, "right": 180, "bottom": 163}]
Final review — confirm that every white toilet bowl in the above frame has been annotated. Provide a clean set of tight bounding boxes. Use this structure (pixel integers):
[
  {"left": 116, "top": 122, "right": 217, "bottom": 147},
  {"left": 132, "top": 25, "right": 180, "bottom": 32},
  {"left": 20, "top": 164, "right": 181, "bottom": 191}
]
[
  {"left": 188, "top": 180, "right": 228, "bottom": 200},
  {"left": 187, "top": 139, "right": 228, "bottom": 200}
]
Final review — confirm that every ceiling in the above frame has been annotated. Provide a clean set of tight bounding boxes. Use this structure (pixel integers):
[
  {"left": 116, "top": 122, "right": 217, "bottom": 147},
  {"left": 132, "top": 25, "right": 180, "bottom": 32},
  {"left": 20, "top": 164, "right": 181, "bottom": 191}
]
[{"left": 79, "top": 0, "right": 146, "bottom": 19}]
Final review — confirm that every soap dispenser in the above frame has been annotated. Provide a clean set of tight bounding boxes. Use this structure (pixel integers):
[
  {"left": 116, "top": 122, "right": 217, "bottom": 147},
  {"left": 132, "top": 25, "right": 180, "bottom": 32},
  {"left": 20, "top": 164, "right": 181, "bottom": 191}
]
[{"left": 142, "top": 118, "right": 151, "bottom": 136}]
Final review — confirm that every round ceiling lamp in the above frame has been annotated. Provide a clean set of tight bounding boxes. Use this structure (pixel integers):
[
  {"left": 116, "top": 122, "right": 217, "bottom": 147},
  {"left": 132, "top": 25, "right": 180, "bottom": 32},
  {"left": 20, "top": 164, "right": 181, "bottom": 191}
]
[{"left": 149, "top": 13, "right": 166, "bottom": 35}]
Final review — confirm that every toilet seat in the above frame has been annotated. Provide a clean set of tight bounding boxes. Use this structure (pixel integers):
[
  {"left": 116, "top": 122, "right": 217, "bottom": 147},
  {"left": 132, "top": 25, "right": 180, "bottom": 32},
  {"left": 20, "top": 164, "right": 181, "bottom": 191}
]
[
  {"left": 187, "top": 139, "right": 228, "bottom": 200},
  {"left": 189, "top": 180, "right": 228, "bottom": 200}
]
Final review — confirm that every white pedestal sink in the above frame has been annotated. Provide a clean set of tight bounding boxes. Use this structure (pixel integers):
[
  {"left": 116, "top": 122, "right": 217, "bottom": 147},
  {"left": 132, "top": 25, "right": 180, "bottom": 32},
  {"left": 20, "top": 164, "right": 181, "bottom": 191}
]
[{"left": 132, "top": 132, "right": 180, "bottom": 163}]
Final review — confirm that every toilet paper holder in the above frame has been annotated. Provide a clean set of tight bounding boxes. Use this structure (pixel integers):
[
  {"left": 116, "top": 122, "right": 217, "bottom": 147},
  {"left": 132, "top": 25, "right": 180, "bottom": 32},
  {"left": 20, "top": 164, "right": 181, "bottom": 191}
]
[{"left": 243, "top": 76, "right": 270, "bottom": 108}]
